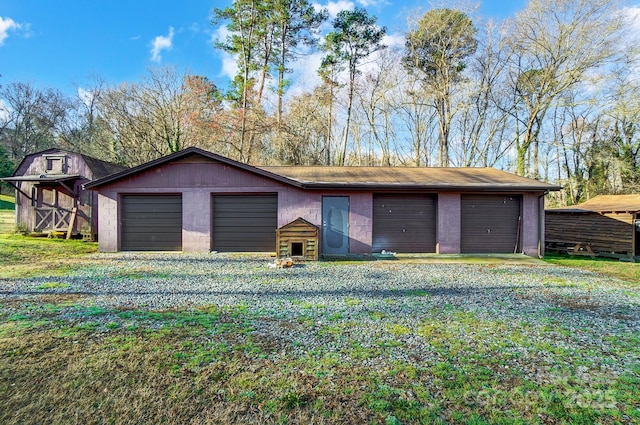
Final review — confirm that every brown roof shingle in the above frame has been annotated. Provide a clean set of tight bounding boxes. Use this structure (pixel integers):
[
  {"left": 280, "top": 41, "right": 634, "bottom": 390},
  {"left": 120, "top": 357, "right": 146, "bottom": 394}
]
[
  {"left": 84, "top": 147, "right": 560, "bottom": 192},
  {"left": 260, "top": 166, "right": 560, "bottom": 191}
]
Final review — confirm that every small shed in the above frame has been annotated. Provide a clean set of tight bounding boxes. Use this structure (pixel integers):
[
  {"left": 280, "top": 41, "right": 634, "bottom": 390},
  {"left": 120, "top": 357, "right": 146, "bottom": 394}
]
[
  {"left": 276, "top": 217, "right": 319, "bottom": 260},
  {"left": 0, "top": 149, "right": 126, "bottom": 239},
  {"left": 545, "top": 194, "right": 640, "bottom": 259}
]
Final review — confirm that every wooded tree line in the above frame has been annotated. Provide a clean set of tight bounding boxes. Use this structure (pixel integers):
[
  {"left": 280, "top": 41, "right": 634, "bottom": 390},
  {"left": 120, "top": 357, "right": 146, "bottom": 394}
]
[{"left": 1, "top": 0, "right": 639, "bottom": 205}]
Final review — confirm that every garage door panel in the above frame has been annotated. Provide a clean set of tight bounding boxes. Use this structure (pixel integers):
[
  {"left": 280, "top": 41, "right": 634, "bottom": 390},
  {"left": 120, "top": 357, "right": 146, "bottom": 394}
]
[
  {"left": 461, "top": 195, "right": 520, "bottom": 253},
  {"left": 121, "top": 194, "right": 182, "bottom": 251},
  {"left": 372, "top": 194, "right": 436, "bottom": 253},
  {"left": 212, "top": 194, "right": 277, "bottom": 252}
]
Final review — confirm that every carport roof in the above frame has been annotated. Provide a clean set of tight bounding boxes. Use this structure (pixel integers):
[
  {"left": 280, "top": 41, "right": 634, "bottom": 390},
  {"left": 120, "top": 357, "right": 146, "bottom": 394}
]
[
  {"left": 1, "top": 174, "right": 81, "bottom": 183},
  {"left": 547, "top": 194, "right": 640, "bottom": 213},
  {"left": 84, "top": 146, "right": 561, "bottom": 192}
]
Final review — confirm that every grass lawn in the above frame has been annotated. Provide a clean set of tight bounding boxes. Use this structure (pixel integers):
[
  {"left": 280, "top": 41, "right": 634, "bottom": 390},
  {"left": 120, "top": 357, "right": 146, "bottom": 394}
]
[
  {"left": 544, "top": 253, "right": 640, "bottom": 286},
  {"left": 0, "top": 194, "right": 14, "bottom": 210},
  {"left": 0, "top": 194, "right": 15, "bottom": 234},
  {"left": 1, "top": 238, "right": 639, "bottom": 423},
  {"left": 0, "top": 234, "right": 98, "bottom": 278}
]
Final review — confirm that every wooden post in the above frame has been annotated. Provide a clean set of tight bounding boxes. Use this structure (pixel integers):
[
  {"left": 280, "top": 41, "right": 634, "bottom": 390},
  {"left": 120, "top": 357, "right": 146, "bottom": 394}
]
[{"left": 66, "top": 207, "right": 77, "bottom": 240}]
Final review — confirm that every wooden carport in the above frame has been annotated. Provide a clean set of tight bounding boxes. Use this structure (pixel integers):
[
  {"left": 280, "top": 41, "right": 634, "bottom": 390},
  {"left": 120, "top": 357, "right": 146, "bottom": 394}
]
[{"left": 545, "top": 195, "right": 640, "bottom": 260}]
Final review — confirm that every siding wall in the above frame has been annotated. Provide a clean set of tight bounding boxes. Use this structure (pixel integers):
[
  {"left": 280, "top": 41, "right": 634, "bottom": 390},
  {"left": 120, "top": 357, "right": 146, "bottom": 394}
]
[
  {"left": 522, "top": 193, "right": 543, "bottom": 256},
  {"left": 94, "top": 155, "right": 545, "bottom": 256},
  {"left": 96, "top": 158, "right": 372, "bottom": 254}
]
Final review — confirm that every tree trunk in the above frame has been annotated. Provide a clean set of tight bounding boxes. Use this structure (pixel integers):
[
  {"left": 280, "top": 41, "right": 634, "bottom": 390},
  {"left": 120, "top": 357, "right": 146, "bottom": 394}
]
[{"left": 340, "top": 72, "right": 355, "bottom": 166}]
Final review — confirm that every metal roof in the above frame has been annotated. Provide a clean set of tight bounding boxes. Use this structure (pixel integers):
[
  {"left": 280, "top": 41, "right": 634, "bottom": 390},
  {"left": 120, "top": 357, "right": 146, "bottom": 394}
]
[
  {"left": 1, "top": 174, "right": 82, "bottom": 183},
  {"left": 548, "top": 194, "right": 640, "bottom": 213}
]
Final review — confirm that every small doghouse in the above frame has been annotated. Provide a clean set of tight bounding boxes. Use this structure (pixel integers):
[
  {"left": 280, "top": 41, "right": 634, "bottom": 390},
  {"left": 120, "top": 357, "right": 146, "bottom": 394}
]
[{"left": 276, "top": 218, "right": 319, "bottom": 260}]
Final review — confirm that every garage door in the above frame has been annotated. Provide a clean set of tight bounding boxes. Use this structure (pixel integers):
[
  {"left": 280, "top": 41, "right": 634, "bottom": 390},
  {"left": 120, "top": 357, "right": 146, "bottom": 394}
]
[
  {"left": 212, "top": 194, "right": 277, "bottom": 252},
  {"left": 372, "top": 194, "right": 437, "bottom": 253},
  {"left": 460, "top": 195, "right": 521, "bottom": 253},
  {"left": 121, "top": 194, "right": 182, "bottom": 251}
]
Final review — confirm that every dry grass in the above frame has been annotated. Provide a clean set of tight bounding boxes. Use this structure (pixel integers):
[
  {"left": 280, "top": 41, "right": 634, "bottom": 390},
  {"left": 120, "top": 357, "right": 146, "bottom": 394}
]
[
  {"left": 1, "top": 235, "right": 639, "bottom": 423},
  {"left": 0, "top": 302, "right": 385, "bottom": 425},
  {"left": 1, "top": 294, "right": 638, "bottom": 425},
  {"left": 0, "top": 234, "right": 98, "bottom": 278}
]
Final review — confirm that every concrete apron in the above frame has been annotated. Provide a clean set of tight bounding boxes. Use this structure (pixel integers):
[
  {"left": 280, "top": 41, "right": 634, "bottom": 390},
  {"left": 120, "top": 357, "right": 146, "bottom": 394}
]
[{"left": 372, "top": 253, "right": 548, "bottom": 265}]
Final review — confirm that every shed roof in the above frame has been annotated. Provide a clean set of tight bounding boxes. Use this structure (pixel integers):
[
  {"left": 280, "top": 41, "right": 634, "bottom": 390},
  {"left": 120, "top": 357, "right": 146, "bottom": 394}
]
[
  {"left": 84, "top": 146, "right": 560, "bottom": 192},
  {"left": 7, "top": 148, "right": 127, "bottom": 179},
  {"left": 548, "top": 194, "right": 640, "bottom": 214},
  {"left": 79, "top": 154, "right": 128, "bottom": 178}
]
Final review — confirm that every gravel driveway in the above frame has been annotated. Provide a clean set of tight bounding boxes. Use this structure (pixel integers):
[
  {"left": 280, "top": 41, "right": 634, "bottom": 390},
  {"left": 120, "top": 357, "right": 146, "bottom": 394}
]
[
  {"left": 2, "top": 252, "right": 638, "bottom": 326},
  {"left": 2, "top": 252, "right": 639, "bottom": 386}
]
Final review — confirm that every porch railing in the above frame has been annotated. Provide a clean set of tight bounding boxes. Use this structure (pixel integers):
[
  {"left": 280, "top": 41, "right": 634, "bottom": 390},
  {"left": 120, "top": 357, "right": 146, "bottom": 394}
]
[{"left": 35, "top": 207, "right": 72, "bottom": 231}]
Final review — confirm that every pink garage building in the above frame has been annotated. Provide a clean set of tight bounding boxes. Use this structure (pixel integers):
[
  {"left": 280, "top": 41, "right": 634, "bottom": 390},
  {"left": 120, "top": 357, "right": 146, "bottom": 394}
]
[{"left": 84, "top": 147, "right": 560, "bottom": 257}]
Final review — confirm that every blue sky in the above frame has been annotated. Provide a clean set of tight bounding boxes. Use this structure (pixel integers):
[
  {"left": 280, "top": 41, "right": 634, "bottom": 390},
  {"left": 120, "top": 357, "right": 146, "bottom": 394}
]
[{"left": 0, "top": 0, "right": 529, "bottom": 95}]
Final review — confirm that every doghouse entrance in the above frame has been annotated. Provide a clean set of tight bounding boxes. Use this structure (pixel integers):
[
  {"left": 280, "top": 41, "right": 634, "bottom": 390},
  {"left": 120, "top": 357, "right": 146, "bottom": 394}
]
[{"left": 291, "top": 242, "right": 304, "bottom": 256}]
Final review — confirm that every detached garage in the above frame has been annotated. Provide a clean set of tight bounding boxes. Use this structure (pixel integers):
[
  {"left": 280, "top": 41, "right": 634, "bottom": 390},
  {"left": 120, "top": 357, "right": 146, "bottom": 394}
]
[
  {"left": 120, "top": 194, "right": 182, "bottom": 251},
  {"left": 85, "top": 147, "right": 559, "bottom": 257}
]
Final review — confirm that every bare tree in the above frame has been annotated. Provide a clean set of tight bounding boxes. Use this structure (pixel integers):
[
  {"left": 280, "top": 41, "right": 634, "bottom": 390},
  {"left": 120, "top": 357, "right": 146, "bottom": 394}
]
[
  {"left": 96, "top": 67, "right": 188, "bottom": 166},
  {"left": 0, "top": 82, "right": 70, "bottom": 163},
  {"left": 505, "top": 0, "right": 623, "bottom": 177}
]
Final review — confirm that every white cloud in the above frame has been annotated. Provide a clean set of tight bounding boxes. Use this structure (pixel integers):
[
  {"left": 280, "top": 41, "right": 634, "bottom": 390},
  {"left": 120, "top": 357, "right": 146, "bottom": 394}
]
[
  {"left": 356, "top": 0, "right": 388, "bottom": 7},
  {"left": 382, "top": 32, "right": 404, "bottom": 49},
  {"left": 150, "top": 27, "right": 174, "bottom": 62},
  {"left": 211, "top": 26, "right": 238, "bottom": 80},
  {"left": 313, "top": 0, "right": 355, "bottom": 19},
  {"left": 621, "top": 6, "right": 640, "bottom": 30},
  {"left": 287, "top": 52, "right": 325, "bottom": 97},
  {"left": 0, "top": 16, "right": 21, "bottom": 46}
]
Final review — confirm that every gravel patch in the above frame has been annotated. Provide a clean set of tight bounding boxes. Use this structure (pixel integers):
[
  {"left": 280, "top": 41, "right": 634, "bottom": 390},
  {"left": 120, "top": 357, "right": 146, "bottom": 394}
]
[
  {"left": 1, "top": 252, "right": 636, "bottom": 314},
  {"left": 2, "top": 252, "right": 638, "bottom": 373}
]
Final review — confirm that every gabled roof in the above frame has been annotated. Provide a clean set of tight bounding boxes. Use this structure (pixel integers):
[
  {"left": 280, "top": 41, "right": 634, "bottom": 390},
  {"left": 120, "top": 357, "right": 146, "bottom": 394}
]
[
  {"left": 278, "top": 217, "right": 318, "bottom": 230},
  {"left": 548, "top": 194, "right": 640, "bottom": 214},
  {"left": 84, "top": 147, "right": 300, "bottom": 189},
  {"left": 84, "top": 146, "right": 561, "bottom": 192}
]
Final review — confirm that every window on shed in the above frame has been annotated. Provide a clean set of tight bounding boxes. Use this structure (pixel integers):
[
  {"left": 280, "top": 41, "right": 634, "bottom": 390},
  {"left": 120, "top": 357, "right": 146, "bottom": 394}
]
[{"left": 44, "top": 156, "right": 65, "bottom": 174}]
